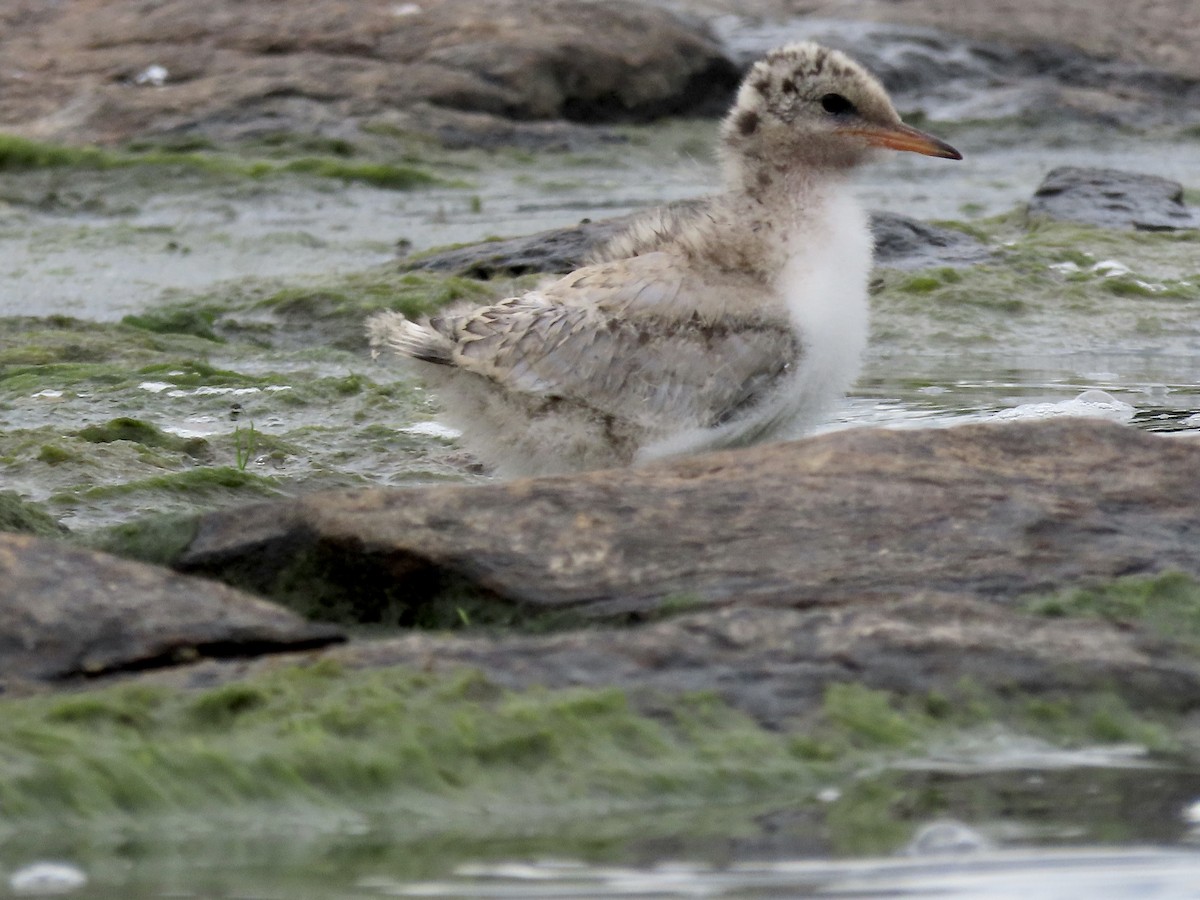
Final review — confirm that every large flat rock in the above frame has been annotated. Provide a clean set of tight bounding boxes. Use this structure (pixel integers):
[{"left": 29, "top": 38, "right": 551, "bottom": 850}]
[
  {"left": 177, "top": 419, "right": 1200, "bottom": 621},
  {"left": 0, "top": 533, "right": 343, "bottom": 685},
  {"left": 143, "top": 584, "right": 1200, "bottom": 729},
  {"left": 0, "top": 0, "right": 736, "bottom": 145},
  {"left": 316, "top": 595, "right": 1200, "bottom": 727}
]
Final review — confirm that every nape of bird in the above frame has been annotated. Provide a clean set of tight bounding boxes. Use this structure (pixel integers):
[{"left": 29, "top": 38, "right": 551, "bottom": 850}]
[{"left": 367, "top": 42, "right": 961, "bottom": 477}]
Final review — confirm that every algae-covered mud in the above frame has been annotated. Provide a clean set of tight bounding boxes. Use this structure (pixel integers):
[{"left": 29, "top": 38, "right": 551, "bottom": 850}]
[{"left": 1, "top": 651, "right": 1198, "bottom": 896}]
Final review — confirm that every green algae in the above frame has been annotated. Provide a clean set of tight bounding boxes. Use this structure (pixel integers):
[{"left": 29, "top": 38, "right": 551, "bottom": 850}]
[
  {"left": 0, "top": 490, "right": 65, "bottom": 536},
  {"left": 36, "top": 443, "right": 76, "bottom": 465},
  {"left": 0, "top": 665, "right": 814, "bottom": 826},
  {"left": 0, "top": 660, "right": 1184, "bottom": 872},
  {"left": 869, "top": 215, "right": 1200, "bottom": 368},
  {"left": 0, "top": 317, "right": 221, "bottom": 372},
  {"left": 254, "top": 270, "right": 499, "bottom": 323},
  {"left": 0, "top": 133, "right": 445, "bottom": 191},
  {"left": 56, "top": 466, "right": 283, "bottom": 502},
  {"left": 81, "top": 512, "right": 200, "bottom": 568},
  {"left": 140, "top": 267, "right": 505, "bottom": 351},
  {"left": 1026, "top": 571, "right": 1200, "bottom": 653},
  {"left": 78, "top": 417, "right": 209, "bottom": 459},
  {"left": 0, "top": 135, "right": 112, "bottom": 170},
  {"left": 122, "top": 306, "right": 224, "bottom": 342},
  {"left": 0, "top": 298, "right": 468, "bottom": 533}
]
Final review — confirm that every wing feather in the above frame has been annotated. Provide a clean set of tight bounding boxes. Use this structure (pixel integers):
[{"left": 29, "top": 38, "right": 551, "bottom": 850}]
[{"left": 419, "top": 253, "right": 798, "bottom": 429}]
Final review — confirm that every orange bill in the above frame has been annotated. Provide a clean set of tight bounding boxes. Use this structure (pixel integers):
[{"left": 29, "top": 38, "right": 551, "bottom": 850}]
[{"left": 843, "top": 122, "right": 962, "bottom": 159}]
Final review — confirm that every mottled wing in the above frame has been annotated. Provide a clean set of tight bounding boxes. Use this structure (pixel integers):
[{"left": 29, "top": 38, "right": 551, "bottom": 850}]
[{"left": 428, "top": 254, "right": 797, "bottom": 429}]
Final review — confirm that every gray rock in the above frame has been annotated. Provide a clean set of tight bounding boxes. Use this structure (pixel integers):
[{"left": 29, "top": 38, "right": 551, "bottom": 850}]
[
  {"left": 716, "top": 18, "right": 1200, "bottom": 130},
  {"left": 1028, "top": 167, "right": 1199, "bottom": 231},
  {"left": 0, "top": 0, "right": 738, "bottom": 146},
  {"left": 0, "top": 533, "right": 343, "bottom": 685},
  {"left": 402, "top": 216, "right": 641, "bottom": 279},
  {"left": 153, "top": 591, "right": 1200, "bottom": 730},
  {"left": 404, "top": 205, "right": 988, "bottom": 278},
  {"left": 870, "top": 211, "right": 990, "bottom": 268},
  {"left": 177, "top": 419, "right": 1200, "bottom": 621}
]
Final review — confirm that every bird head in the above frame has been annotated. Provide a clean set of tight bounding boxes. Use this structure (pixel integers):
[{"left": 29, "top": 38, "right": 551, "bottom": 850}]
[{"left": 720, "top": 42, "right": 961, "bottom": 180}]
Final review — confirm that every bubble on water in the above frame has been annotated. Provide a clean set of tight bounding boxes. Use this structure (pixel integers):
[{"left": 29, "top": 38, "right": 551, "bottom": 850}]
[
  {"left": 904, "top": 819, "right": 991, "bottom": 856},
  {"left": 1048, "top": 261, "right": 1080, "bottom": 273},
  {"left": 1092, "top": 259, "right": 1132, "bottom": 277},
  {"left": 9, "top": 862, "right": 87, "bottom": 895}
]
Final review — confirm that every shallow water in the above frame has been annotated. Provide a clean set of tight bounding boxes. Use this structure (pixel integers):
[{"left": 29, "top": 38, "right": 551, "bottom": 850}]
[
  {"left": 2, "top": 120, "right": 1198, "bottom": 320},
  {"left": 375, "top": 850, "right": 1200, "bottom": 899},
  {"left": 9, "top": 755, "right": 1200, "bottom": 898}
]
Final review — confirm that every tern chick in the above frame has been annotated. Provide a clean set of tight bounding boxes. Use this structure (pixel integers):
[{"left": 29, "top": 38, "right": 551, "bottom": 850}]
[{"left": 368, "top": 42, "right": 961, "bottom": 476}]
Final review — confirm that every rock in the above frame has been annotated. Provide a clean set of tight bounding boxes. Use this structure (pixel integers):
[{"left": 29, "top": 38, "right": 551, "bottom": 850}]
[
  {"left": 402, "top": 216, "right": 643, "bottom": 279},
  {"left": 1028, "top": 167, "right": 1199, "bottom": 231},
  {"left": 715, "top": 18, "right": 1200, "bottom": 129},
  {"left": 176, "top": 419, "right": 1200, "bottom": 622},
  {"left": 153, "top": 592, "right": 1200, "bottom": 730},
  {"left": 0, "top": 0, "right": 738, "bottom": 146},
  {"left": 405, "top": 205, "right": 988, "bottom": 278},
  {"left": 842, "top": 0, "right": 1200, "bottom": 85},
  {"left": 393, "top": 103, "right": 630, "bottom": 153},
  {"left": 0, "top": 533, "right": 343, "bottom": 685},
  {"left": 5, "top": 0, "right": 1200, "bottom": 146},
  {"left": 870, "top": 211, "right": 990, "bottom": 268}
]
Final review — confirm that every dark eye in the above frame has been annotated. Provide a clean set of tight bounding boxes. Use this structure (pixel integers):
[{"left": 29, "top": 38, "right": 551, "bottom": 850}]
[{"left": 820, "top": 93, "right": 856, "bottom": 115}]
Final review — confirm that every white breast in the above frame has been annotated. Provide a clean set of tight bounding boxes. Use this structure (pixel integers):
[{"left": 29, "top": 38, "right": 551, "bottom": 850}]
[
  {"left": 773, "top": 186, "right": 872, "bottom": 434},
  {"left": 636, "top": 185, "right": 872, "bottom": 464}
]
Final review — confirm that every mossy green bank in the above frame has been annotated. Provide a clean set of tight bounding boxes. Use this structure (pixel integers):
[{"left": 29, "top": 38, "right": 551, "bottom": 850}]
[
  {"left": 0, "top": 132, "right": 445, "bottom": 190},
  {"left": 0, "top": 659, "right": 1186, "bottom": 861}
]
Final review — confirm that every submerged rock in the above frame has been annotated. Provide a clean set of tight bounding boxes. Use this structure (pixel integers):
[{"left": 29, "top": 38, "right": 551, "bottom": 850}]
[
  {"left": 870, "top": 211, "right": 990, "bottom": 268},
  {"left": 402, "top": 216, "right": 645, "bottom": 279},
  {"left": 0, "top": 533, "right": 343, "bottom": 685},
  {"left": 177, "top": 419, "right": 1200, "bottom": 621},
  {"left": 404, "top": 205, "right": 988, "bottom": 278},
  {"left": 1028, "top": 167, "right": 1199, "bottom": 231}
]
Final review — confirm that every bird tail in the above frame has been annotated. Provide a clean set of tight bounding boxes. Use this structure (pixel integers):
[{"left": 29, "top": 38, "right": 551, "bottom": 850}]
[{"left": 365, "top": 311, "right": 453, "bottom": 365}]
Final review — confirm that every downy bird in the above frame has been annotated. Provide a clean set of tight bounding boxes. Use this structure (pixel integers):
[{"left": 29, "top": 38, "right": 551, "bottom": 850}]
[{"left": 368, "top": 42, "right": 961, "bottom": 476}]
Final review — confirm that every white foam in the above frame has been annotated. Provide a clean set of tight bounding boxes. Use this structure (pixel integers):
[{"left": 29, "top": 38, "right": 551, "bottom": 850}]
[
  {"left": 9, "top": 862, "right": 87, "bottom": 895},
  {"left": 403, "top": 421, "right": 462, "bottom": 440},
  {"left": 990, "top": 389, "right": 1134, "bottom": 425}
]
